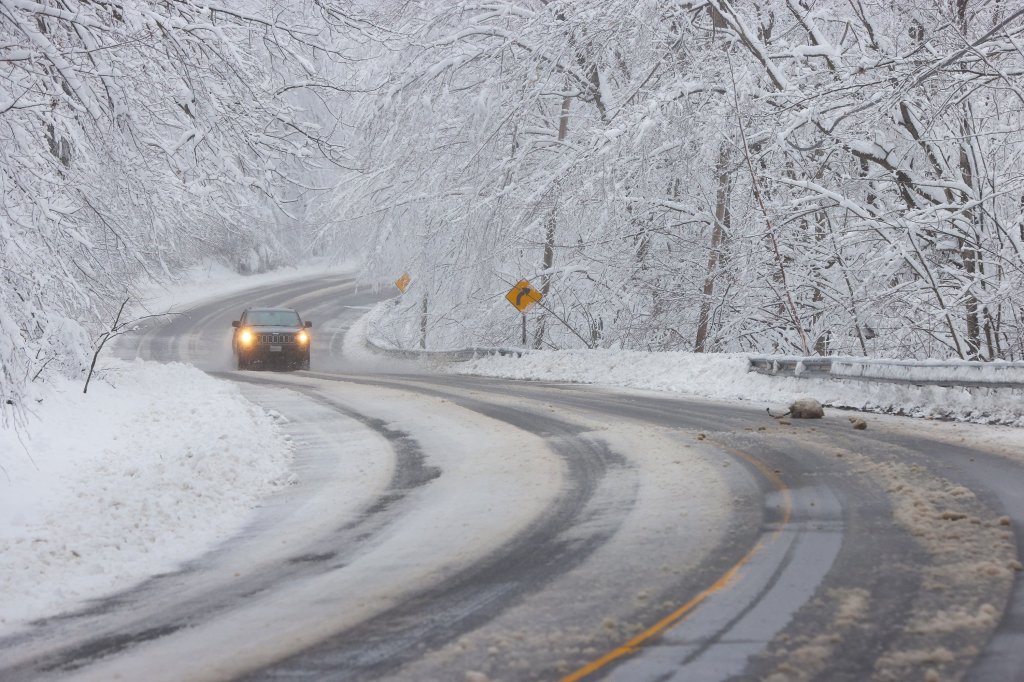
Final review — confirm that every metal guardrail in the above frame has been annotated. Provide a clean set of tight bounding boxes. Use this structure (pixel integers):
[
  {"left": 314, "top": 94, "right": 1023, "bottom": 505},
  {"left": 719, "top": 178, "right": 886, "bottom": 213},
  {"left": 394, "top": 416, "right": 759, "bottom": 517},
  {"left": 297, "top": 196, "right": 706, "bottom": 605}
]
[
  {"left": 364, "top": 338, "right": 525, "bottom": 362},
  {"left": 748, "top": 357, "right": 833, "bottom": 378},
  {"left": 748, "top": 355, "right": 1024, "bottom": 389},
  {"left": 364, "top": 335, "right": 1024, "bottom": 390}
]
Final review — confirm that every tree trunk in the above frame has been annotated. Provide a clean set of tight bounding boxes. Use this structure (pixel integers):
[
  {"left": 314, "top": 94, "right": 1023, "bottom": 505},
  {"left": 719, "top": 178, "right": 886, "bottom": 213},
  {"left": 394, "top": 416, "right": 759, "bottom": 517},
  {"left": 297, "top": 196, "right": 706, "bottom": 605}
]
[
  {"left": 960, "top": 115, "right": 981, "bottom": 359},
  {"left": 420, "top": 294, "right": 428, "bottom": 350},
  {"left": 533, "top": 94, "right": 572, "bottom": 349},
  {"left": 695, "top": 147, "right": 732, "bottom": 352}
]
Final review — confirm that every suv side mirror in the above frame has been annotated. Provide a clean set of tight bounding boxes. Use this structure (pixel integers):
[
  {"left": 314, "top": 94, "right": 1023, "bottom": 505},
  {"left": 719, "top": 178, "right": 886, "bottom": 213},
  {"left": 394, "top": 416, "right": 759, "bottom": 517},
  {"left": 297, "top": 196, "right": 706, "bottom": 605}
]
[
  {"left": 232, "top": 320, "right": 240, "bottom": 328},
  {"left": 304, "top": 321, "right": 313, "bottom": 328}
]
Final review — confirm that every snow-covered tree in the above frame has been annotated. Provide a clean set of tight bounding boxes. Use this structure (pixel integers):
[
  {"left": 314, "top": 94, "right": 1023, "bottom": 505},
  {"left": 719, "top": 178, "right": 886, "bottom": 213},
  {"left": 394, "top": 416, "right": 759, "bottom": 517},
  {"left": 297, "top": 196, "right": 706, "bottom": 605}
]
[
  {"left": 334, "top": 0, "right": 1024, "bottom": 361},
  {"left": 0, "top": 0, "right": 370, "bottom": 421}
]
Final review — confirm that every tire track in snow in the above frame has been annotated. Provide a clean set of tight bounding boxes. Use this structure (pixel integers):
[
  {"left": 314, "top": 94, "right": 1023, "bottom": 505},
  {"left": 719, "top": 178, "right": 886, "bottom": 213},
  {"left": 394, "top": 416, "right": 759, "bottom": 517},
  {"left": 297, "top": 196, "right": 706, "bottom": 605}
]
[{"left": 232, "top": 373, "right": 636, "bottom": 681}]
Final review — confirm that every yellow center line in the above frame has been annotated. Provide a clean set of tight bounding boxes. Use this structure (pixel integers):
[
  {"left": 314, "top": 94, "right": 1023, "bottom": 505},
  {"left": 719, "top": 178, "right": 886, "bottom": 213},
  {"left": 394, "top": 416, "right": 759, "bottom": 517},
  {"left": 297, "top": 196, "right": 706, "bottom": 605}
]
[{"left": 559, "top": 444, "right": 793, "bottom": 682}]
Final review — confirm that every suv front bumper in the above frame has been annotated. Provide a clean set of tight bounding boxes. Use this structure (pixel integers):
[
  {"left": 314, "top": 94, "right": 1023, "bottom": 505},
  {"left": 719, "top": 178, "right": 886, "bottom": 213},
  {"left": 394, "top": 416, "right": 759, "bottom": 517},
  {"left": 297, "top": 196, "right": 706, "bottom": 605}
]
[{"left": 238, "top": 344, "right": 309, "bottom": 366}]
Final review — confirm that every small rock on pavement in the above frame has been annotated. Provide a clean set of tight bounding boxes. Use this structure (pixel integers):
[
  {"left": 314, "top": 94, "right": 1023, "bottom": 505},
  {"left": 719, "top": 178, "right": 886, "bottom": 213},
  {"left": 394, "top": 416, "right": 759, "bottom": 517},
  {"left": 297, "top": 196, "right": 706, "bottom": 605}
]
[
  {"left": 789, "top": 398, "right": 824, "bottom": 419},
  {"left": 848, "top": 416, "right": 867, "bottom": 430}
]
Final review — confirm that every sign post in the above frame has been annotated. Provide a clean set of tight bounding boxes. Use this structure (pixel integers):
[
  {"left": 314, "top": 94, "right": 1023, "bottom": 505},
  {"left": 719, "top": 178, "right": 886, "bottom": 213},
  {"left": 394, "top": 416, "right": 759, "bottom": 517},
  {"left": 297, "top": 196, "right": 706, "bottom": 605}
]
[{"left": 506, "top": 279, "right": 542, "bottom": 348}]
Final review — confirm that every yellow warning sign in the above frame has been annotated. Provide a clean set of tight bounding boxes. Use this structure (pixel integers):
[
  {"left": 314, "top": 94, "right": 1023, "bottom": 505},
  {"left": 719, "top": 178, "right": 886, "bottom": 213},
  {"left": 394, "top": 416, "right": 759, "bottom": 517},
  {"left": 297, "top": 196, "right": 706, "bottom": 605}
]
[
  {"left": 395, "top": 272, "right": 411, "bottom": 293},
  {"left": 505, "top": 279, "right": 543, "bottom": 312}
]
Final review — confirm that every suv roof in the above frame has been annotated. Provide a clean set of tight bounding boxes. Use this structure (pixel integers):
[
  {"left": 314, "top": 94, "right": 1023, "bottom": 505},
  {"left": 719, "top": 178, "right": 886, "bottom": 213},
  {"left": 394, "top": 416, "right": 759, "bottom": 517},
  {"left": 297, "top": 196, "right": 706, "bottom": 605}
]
[{"left": 241, "top": 308, "right": 305, "bottom": 326}]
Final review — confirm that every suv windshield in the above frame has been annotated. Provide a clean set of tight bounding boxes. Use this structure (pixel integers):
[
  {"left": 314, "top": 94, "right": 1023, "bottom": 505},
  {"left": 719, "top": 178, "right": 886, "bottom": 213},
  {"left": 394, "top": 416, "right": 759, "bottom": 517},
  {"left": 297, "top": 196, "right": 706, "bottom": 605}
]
[{"left": 246, "top": 310, "right": 301, "bottom": 327}]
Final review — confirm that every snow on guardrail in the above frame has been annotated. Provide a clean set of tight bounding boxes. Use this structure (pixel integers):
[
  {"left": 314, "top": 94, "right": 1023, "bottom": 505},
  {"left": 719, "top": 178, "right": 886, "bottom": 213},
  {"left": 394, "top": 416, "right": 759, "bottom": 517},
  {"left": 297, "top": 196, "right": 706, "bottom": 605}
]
[
  {"left": 363, "top": 337, "right": 525, "bottom": 362},
  {"left": 749, "top": 356, "right": 1024, "bottom": 389}
]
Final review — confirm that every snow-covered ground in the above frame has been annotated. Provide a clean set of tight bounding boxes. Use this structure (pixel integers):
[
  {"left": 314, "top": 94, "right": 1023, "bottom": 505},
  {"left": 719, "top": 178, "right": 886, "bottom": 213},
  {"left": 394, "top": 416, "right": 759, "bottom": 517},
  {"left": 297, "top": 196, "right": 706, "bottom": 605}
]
[
  {"left": 0, "top": 263, "right": 367, "bottom": 637},
  {"left": 0, "top": 360, "right": 293, "bottom": 635},
  {"left": 452, "top": 349, "right": 1024, "bottom": 427}
]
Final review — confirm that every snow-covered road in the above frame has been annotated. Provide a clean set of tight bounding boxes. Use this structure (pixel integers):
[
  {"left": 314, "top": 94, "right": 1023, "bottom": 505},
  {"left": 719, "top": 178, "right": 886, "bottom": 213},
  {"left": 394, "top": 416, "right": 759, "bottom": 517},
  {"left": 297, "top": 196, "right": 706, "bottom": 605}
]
[{"left": 3, "top": 274, "right": 1024, "bottom": 681}]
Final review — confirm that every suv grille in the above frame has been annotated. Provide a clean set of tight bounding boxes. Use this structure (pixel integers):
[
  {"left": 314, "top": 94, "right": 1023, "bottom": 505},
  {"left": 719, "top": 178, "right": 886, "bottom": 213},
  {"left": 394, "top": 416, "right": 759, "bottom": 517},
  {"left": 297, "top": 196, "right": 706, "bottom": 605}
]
[{"left": 257, "top": 333, "right": 294, "bottom": 344}]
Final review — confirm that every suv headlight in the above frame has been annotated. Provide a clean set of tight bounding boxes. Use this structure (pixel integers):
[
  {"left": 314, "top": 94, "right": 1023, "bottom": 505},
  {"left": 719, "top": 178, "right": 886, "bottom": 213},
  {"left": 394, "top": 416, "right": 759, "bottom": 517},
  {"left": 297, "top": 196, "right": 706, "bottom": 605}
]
[
  {"left": 239, "top": 329, "right": 254, "bottom": 345},
  {"left": 296, "top": 330, "right": 309, "bottom": 345}
]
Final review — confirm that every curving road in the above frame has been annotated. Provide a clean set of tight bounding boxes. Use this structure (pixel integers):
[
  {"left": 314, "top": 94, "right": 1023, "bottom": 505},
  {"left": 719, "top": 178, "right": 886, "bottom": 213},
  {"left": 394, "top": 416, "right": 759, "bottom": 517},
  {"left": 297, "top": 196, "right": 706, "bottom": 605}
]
[{"left": 2, "top": 274, "right": 1024, "bottom": 682}]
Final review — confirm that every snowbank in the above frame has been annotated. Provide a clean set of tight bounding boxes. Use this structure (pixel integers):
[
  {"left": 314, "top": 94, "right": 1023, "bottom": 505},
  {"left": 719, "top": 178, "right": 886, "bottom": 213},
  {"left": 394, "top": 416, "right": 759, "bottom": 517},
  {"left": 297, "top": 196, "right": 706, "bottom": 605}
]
[
  {"left": 0, "top": 359, "right": 294, "bottom": 635},
  {"left": 454, "top": 349, "right": 1024, "bottom": 426}
]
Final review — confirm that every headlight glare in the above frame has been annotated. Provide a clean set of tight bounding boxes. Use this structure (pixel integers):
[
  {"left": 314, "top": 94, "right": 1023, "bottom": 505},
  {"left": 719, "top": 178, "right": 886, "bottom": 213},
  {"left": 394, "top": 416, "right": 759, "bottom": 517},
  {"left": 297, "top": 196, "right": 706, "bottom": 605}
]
[
  {"left": 239, "top": 329, "right": 254, "bottom": 345},
  {"left": 296, "top": 330, "right": 309, "bottom": 345}
]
